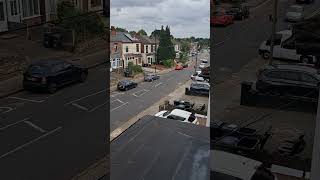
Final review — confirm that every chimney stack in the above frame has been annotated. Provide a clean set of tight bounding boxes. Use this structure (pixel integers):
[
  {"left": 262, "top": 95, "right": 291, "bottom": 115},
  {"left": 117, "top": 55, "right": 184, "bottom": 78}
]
[{"left": 111, "top": 26, "right": 116, "bottom": 36}]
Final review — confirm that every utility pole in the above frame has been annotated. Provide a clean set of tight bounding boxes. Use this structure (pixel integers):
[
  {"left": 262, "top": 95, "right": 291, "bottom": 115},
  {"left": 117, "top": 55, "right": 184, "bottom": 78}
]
[
  {"left": 269, "top": 0, "right": 278, "bottom": 65},
  {"left": 195, "top": 44, "right": 198, "bottom": 74},
  {"left": 154, "top": 28, "right": 157, "bottom": 73}
]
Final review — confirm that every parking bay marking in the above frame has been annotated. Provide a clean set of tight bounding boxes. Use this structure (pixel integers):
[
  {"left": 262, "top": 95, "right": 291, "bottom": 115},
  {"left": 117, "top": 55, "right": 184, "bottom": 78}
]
[
  {"left": 132, "top": 89, "right": 150, "bottom": 97},
  {"left": 0, "top": 127, "right": 62, "bottom": 159},
  {"left": 154, "top": 82, "right": 163, "bottom": 87},
  {"left": 0, "top": 107, "right": 14, "bottom": 114},
  {"left": 71, "top": 103, "right": 89, "bottom": 111},
  {"left": 0, "top": 117, "right": 30, "bottom": 131},
  {"left": 24, "top": 120, "right": 47, "bottom": 133},
  {"left": 7, "top": 97, "right": 45, "bottom": 103},
  {"left": 111, "top": 99, "right": 128, "bottom": 112},
  {"left": 65, "top": 89, "right": 107, "bottom": 105}
]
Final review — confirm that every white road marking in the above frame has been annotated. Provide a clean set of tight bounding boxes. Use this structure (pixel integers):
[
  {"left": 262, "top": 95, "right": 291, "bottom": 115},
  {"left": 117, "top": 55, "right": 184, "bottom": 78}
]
[
  {"left": 89, "top": 101, "right": 108, "bottom": 112},
  {"left": 0, "top": 107, "right": 14, "bottom": 114},
  {"left": 65, "top": 89, "right": 107, "bottom": 105},
  {"left": 71, "top": 103, "right": 89, "bottom": 111},
  {"left": 0, "top": 127, "right": 62, "bottom": 159},
  {"left": 8, "top": 97, "right": 44, "bottom": 103},
  {"left": 110, "top": 99, "right": 128, "bottom": 112},
  {"left": 154, "top": 82, "right": 163, "bottom": 87},
  {"left": 167, "top": 77, "right": 174, "bottom": 81},
  {"left": 110, "top": 92, "right": 125, "bottom": 98},
  {"left": 24, "top": 120, "right": 46, "bottom": 133},
  {"left": 132, "top": 89, "right": 150, "bottom": 97},
  {"left": 0, "top": 118, "right": 30, "bottom": 131}
]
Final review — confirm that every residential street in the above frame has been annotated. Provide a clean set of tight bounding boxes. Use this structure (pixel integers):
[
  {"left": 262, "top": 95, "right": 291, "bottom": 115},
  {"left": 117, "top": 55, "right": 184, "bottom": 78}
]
[
  {"left": 0, "top": 65, "right": 108, "bottom": 180},
  {"left": 110, "top": 51, "right": 209, "bottom": 131},
  {"left": 212, "top": 0, "right": 320, "bottom": 84}
]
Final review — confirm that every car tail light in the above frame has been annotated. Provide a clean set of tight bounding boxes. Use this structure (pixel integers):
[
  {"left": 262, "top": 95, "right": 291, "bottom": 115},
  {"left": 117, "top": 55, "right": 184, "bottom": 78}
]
[{"left": 41, "top": 77, "right": 47, "bottom": 84}]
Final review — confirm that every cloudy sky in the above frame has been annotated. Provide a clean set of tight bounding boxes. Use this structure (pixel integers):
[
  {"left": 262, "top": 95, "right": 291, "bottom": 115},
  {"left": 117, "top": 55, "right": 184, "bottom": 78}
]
[{"left": 110, "top": 0, "right": 210, "bottom": 38}]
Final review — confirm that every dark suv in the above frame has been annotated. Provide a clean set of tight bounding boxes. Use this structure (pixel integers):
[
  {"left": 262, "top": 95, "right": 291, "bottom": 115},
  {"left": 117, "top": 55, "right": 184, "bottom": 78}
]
[
  {"left": 117, "top": 80, "right": 138, "bottom": 91},
  {"left": 23, "top": 59, "right": 88, "bottom": 93},
  {"left": 256, "top": 64, "right": 320, "bottom": 98}
]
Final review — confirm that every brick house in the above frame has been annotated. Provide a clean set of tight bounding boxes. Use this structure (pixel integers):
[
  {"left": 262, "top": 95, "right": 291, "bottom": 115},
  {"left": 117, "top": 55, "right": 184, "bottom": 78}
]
[
  {"left": 134, "top": 34, "right": 159, "bottom": 65},
  {"left": 110, "top": 26, "right": 142, "bottom": 69}
]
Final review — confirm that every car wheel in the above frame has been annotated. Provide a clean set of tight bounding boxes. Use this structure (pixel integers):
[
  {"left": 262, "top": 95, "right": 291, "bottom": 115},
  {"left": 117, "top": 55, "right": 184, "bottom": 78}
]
[
  {"left": 300, "top": 56, "right": 311, "bottom": 64},
  {"left": 125, "top": 87, "right": 128, "bottom": 91},
  {"left": 262, "top": 51, "right": 271, "bottom": 59},
  {"left": 80, "top": 72, "right": 87, "bottom": 82},
  {"left": 48, "top": 83, "right": 57, "bottom": 94}
]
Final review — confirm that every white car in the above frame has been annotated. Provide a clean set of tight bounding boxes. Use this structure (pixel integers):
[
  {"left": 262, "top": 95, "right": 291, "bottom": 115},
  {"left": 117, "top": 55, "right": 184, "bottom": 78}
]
[
  {"left": 286, "top": 5, "right": 304, "bottom": 22},
  {"left": 155, "top": 109, "right": 198, "bottom": 124},
  {"left": 199, "top": 63, "right": 206, "bottom": 69},
  {"left": 191, "top": 71, "right": 205, "bottom": 82},
  {"left": 211, "top": 150, "right": 279, "bottom": 180},
  {"left": 258, "top": 30, "right": 316, "bottom": 63}
]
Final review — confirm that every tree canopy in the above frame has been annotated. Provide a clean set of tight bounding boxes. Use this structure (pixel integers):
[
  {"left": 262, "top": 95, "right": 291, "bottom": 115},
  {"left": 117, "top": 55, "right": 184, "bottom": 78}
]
[
  {"left": 156, "top": 26, "right": 175, "bottom": 63},
  {"left": 137, "top": 29, "right": 147, "bottom": 36}
]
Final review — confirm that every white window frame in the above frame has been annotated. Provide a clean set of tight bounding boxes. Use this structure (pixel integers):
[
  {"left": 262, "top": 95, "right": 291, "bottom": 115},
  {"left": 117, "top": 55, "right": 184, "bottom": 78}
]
[
  {"left": 0, "top": 2, "right": 5, "bottom": 21},
  {"left": 10, "top": 0, "right": 18, "bottom": 16}
]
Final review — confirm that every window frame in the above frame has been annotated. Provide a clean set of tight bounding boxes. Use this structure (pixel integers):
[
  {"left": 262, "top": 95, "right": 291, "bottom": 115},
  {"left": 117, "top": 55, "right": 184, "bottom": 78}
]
[{"left": 0, "top": 2, "right": 4, "bottom": 21}]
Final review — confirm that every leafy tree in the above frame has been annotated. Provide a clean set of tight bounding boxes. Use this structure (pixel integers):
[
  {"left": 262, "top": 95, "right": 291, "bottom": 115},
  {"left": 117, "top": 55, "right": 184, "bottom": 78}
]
[
  {"left": 137, "top": 29, "right": 147, "bottom": 36},
  {"left": 129, "top": 31, "right": 137, "bottom": 36},
  {"left": 163, "top": 59, "right": 174, "bottom": 68},
  {"left": 115, "top": 27, "right": 128, "bottom": 32},
  {"left": 156, "top": 25, "right": 175, "bottom": 63}
]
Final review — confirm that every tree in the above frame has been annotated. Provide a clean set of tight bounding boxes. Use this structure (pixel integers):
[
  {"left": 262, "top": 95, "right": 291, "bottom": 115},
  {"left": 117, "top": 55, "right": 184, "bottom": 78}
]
[
  {"left": 129, "top": 31, "right": 137, "bottom": 36},
  {"left": 156, "top": 25, "right": 175, "bottom": 63},
  {"left": 137, "top": 29, "right": 147, "bottom": 36}
]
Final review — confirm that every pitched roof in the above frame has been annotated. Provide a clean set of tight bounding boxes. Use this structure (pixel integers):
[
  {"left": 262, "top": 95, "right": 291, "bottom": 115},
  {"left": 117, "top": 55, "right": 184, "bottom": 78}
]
[{"left": 110, "top": 32, "right": 132, "bottom": 43}]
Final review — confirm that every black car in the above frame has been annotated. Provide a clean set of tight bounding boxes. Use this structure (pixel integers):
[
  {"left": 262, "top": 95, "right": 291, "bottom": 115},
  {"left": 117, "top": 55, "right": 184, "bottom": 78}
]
[
  {"left": 226, "top": 5, "right": 250, "bottom": 20},
  {"left": 185, "top": 82, "right": 210, "bottom": 96},
  {"left": 23, "top": 59, "right": 88, "bottom": 93},
  {"left": 144, "top": 74, "right": 160, "bottom": 82},
  {"left": 256, "top": 64, "right": 320, "bottom": 98},
  {"left": 117, "top": 80, "right": 138, "bottom": 91}
]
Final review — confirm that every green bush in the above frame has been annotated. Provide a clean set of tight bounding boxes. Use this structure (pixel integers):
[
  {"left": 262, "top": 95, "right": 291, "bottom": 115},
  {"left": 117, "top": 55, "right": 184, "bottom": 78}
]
[
  {"left": 128, "top": 62, "right": 143, "bottom": 74},
  {"left": 163, "top": 59, "right": 174, "bottom": 68}
]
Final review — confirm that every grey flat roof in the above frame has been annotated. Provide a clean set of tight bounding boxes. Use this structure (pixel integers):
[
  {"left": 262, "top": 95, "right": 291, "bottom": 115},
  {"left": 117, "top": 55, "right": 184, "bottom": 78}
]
[{"left": 111, "top": 115, "right": 210, "bottom": 180}]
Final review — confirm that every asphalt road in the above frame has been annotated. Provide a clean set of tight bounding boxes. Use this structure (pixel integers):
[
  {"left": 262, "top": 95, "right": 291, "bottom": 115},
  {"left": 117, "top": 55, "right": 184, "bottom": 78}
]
[
  {"left": 212, "top": 0, "right": 320, "bottom": 84},
  {"left": 110, "top": 51, "right": 210, "bottom": 131},
  {"left": 0, "top": 66, "right": 108, "bottom": 180}
]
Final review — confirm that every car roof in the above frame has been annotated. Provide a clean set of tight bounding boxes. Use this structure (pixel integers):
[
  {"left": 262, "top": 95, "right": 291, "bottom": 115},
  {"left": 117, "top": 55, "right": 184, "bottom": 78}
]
[
  {"left": 169, "top": 109, "right": 192, "bottom": 119},
  {"left": 265, "top": 64, "right": 319, "bottom": 75},
  {"left": 31, "top": 59, "right": 66, "bottom": 66}
]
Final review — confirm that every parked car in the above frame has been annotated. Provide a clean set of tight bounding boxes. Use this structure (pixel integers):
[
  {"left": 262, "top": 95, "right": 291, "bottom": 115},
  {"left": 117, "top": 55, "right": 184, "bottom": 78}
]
[
  {"left": 296, "top": 0, "right": 314, "bottom": 3},
  {"left": 183, "top": 64, "right": 189, "bottom": 68},
  {"left": 144, "top": 73, "right": 160, "bottom": 82},
  {"left": 191, "top": 71, "right": 205, "bottom": 82},
  {"left": 117, "top": 80, "right": 138, "bottom": 91},
  {"left": 286, "top": 5, "right": 304, "bottom": 22},
  {"left": 226, "top": 5, "right": 250, "bottom": 20},
  {"left": 256, "top": 64, "right": 320, "bottom": 99},
  {"left": 258, "top": 30, "right": 316, "bottom": 63},
  {"left": 211, "top": 11, "right": 234, "bottom": 27},
  {"left": 185, "top": 82, "right": 210, "bottom": 96},
  {"left": 199, "top": 63, "right": 206, "bottom": 69},
  {"left": 175, "top": 64, "right": 184, "bottom": 70},
  {"left": 154, "top": 109, "right": 198, "bottom": 124},
  {"left": 23, "top": 59, "right": 88, "bottom": 93}
]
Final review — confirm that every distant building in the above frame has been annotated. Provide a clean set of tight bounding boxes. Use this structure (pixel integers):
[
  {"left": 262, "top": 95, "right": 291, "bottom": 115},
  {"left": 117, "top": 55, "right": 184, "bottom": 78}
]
[
  {"left": 134, "top": 34, "right": 159, "bottom": 65},
  {"left": 110, "top": 26, "right": 142, "bottom": 69}
]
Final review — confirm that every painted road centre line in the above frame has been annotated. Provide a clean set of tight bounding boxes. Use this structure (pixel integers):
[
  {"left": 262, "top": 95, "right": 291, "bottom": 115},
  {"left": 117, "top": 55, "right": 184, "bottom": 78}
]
[
  {"left": 110, "top": 99, "right": 128, "bottom": 112},
  {"left": 0, "top": 118, "right": 30, "bottom": 131},
  {"left": 24, "top": 120, "right": 47, "bottom": 133},
  {"left": 0, "top": 127, "right": 62, "bottom": 159},
  {"left": 7, "top": 97, "right": 45, "bottom": 103}
]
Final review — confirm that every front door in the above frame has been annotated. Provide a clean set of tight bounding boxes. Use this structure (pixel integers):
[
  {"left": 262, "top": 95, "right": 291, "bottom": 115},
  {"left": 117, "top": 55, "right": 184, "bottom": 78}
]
[
  {"left": 0, "top": 0, "right": 8, "bottom": 32},
  {"left": 7, "top": 0, "right": 20, "bottom": 23}
]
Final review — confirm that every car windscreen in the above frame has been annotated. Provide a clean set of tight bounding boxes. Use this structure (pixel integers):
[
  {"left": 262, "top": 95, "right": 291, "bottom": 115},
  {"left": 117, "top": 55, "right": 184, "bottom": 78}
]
[
  {"left": 27, "top": 65, "right": 50, "bottom": 74},
  {"left": 191, "top": 83, "right": 209, "bottom": 89},
  {"left": 119, "top": 81, "right": 129, "bottom": 85},
  {"left": 167, "top": 115, "right": 186, "bottom": 121}
]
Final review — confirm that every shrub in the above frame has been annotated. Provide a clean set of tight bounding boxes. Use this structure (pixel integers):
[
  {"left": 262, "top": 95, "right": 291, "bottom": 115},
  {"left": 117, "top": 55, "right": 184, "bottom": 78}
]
[
  {"left": 163, "top": 59, "right": 174, "bottom": 68},
  {"left": 128, "top": 62, "right": 143, "bottom": 74}
]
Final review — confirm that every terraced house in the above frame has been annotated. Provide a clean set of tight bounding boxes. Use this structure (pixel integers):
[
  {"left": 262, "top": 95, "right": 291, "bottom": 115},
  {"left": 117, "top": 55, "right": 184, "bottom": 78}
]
[
  {"left": 110, "top": 26, "right": 142, "bottom": 69},
  {"left": 134, "top": 34, "right": 159, "bottom": 66}
]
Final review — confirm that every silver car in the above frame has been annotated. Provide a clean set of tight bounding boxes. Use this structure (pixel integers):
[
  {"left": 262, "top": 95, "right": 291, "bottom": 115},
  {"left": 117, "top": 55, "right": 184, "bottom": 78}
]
[{"left": 286, "top": 5, "right": 304, "bottom": 22}]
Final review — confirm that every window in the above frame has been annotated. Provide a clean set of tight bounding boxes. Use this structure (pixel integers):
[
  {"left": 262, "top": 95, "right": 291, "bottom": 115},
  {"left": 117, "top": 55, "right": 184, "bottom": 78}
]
[
  {"left": 126, "top": 46, "right": 128, "bottom": 52},
  {"left": 146, "top": 45, "right": 148, "bottom": 53},
  {"left": 114, "top": 43, "right": 118, "bottom": 52},
  {"left": 136, "top": 44, "right": 139, "bottom": 52},
  {"left": 301, "top": 73, "right": 318, "bottom": 84},
  {"left": 10, "top": 0, "right": 18, "bottom": 16},
  {"left": 91, "top": 0, "right": 101, "bottom": 7},
  {"left": 151, "top": 44, "right": 154, "bottom": 52},
  {"left": 0, "top": 2, "right": 4, "bottom": 21},
  {"left": 22, "top": 0, "right": 39, "bottom": 17},
  {"left": 281, "top": 71, "right": 300, "bottom": 81}
]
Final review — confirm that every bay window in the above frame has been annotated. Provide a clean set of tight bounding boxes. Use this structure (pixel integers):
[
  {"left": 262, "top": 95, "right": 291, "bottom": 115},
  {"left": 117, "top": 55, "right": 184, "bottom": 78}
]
[{"left": 22, "top": 0, "right": 39, "bottom": 18}]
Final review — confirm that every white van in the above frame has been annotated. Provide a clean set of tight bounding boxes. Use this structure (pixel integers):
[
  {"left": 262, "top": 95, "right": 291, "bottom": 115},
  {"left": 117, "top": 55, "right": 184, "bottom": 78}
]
[{"left": 258, "top": 30, "right": 316, "bottom": 63}]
